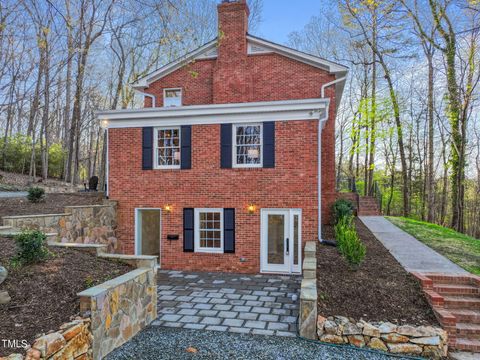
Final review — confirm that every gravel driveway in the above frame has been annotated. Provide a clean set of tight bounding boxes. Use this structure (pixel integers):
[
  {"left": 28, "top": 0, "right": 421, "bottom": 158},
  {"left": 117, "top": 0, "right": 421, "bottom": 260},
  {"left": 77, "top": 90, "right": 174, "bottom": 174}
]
[{"left": 105, "top": 327, "right": 415, "bottom": 360}]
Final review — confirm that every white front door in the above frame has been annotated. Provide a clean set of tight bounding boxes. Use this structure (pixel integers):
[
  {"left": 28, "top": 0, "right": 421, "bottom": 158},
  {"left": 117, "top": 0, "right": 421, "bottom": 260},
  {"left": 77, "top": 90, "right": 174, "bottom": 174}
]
[{"left": 260, "top": 209, "right": 302, "bottom": 274}]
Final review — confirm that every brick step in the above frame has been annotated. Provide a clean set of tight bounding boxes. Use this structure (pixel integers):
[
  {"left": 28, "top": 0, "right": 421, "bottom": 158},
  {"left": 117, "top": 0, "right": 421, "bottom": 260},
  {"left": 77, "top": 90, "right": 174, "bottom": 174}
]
[
  {"left": 456, "top": 323, "right": 480, "bottom": 339},
  {"left": 444, "top": 295, "right": 480, "bottom": 310},
  {"left": 434, "top": 284, "right": 480, "bottom": 296},
  {"left": 450, "top": 309, "right": 480, "bottom": 324},
  {"left": 455, "top": 338, "right": 480, "bottom": 352},
  {"left": 428, "top": 275, "right": 477, "bottom": 286},
  {"left": 358, "top": 211, "right": 380, "bottom": 216}
]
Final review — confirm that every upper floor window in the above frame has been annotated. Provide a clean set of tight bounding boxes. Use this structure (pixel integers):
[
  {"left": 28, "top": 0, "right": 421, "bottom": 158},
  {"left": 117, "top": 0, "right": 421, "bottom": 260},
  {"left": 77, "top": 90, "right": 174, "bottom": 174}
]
[
  {"left": 163, "top": 88, "right": 182, "bottom": 107},
  {"left": 155, "top": 127, "right": 180, "bottom": 169},
  {"left": 233, "top": 124, "right": 262, "bottom": 167}
]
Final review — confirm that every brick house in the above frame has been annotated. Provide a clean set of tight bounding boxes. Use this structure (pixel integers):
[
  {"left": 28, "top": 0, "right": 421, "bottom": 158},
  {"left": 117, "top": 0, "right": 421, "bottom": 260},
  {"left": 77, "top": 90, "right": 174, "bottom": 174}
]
[{"left": 97, "top": 0, "right": 347, "bottom": 274}]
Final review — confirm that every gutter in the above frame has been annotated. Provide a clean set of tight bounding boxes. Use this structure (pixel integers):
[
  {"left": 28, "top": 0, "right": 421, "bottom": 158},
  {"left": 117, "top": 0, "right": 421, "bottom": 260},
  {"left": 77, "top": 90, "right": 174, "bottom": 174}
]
[{"left": 318, "top": 76, "right": 346, "bottom": 243}]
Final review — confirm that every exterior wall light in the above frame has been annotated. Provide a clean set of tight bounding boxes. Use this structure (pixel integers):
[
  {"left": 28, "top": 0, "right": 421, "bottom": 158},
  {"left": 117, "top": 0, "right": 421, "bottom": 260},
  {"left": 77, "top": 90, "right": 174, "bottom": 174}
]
[
  {"left": 100, "top": 119, "right": 109, "bottom": 129},
  {"left": 164, "top": 205, "right": 172, "bottom": 213},
  {"left": 247, "top": 204, "right": 255, "bottom": 214}
]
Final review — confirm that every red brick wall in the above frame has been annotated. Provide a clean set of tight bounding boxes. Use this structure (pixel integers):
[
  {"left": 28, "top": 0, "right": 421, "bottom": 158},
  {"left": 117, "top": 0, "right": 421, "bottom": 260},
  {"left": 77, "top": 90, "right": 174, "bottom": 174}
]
[
  {"left": 109, "top": 120, "right": 321, "bottom": 273},
  {"left": 109, "top": 0, "right": 339, "bottom": 273}
]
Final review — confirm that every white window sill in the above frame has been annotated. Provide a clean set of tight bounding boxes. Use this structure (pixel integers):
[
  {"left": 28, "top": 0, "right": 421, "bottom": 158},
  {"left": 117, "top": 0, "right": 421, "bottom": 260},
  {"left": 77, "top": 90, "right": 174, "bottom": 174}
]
[
  {"left": 153, "top": 166, "right": 181, "bottom": 170},
  {"left": 232, "top": 164, "right": 263, "bottom": 168},
  {"left": 195, "top": 248, "right": 224, "bottom": 254}
]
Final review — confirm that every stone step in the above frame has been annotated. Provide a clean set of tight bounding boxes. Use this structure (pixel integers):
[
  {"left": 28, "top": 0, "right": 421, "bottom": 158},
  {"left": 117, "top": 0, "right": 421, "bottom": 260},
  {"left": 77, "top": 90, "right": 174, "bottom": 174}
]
[
  {"left": 444, "top": 295, "right": 480, "bottom": 310},
  {"left": 450, "top": 309, "right": 480, "bottom": 324},
  {"left": 455, "top": 338, "right": 480, "bottom": 352},
  {"left": 457, "top": 323, "right": 480, "bottom": 339},
  {"left": 434, "top": 284, "right": 480, "bottom": 297}
]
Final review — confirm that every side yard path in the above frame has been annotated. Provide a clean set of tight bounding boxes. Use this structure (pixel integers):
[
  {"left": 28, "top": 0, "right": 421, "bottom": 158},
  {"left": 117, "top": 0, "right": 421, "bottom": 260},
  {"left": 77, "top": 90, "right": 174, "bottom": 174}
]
[
  {"left": 360, "top": 216, "right": 468, "bottom": 274},
  {"left": 387, "top": 216, "right": 480, "bottom": 276},
  {"left": 154, "top": 270, "right": 300, "bottom": 336},
  {"left": 105, "top": 326, "right": 414, "bottom": 360}
]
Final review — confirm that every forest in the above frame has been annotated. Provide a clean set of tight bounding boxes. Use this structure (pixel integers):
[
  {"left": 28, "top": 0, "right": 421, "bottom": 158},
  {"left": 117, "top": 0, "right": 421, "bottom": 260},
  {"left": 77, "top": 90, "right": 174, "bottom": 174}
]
[{"left": 0, "top": 0, "right": 479, "bottom": 237}]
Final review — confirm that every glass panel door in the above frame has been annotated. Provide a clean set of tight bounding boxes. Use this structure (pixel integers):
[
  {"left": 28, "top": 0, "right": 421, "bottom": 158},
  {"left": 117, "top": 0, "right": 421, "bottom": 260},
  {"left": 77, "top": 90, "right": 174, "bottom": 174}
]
[
  {"left": 290, "top": 211, "right": 302, "bottom": 273},
  {"left": 261, "top": 209, "right": 302, "bottom": 274},
  {"left": 261, "top": 210, "right": 289, "bottom": 273}
]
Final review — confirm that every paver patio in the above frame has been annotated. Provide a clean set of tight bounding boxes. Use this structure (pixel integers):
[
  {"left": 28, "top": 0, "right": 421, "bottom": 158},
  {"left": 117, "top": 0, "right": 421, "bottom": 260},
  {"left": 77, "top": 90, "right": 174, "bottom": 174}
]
[{"left": 154, "top": 270, "right": 301, "bottom": 336}]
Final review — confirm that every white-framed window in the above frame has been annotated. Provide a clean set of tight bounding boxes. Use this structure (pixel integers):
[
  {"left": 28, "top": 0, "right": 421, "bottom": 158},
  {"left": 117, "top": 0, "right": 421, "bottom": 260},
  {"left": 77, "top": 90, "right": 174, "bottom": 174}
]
[
  {"left": 233, "top": 123, "right": 263, "bottom": 168},
  {"left": 163, "top": 88, "right": 182, "bottom": 107},
  {"left": 154, "top": 127, "right": 181, "bottom": 169},
  {"left": 194, "top": 208, "right": 224, "bottom": 253}
]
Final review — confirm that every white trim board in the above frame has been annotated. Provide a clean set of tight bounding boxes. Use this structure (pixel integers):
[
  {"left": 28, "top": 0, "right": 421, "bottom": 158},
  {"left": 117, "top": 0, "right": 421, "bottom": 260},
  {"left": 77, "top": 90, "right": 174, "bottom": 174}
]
[{"left": 97, "top": 98, "right": 329, "bottom": 129}]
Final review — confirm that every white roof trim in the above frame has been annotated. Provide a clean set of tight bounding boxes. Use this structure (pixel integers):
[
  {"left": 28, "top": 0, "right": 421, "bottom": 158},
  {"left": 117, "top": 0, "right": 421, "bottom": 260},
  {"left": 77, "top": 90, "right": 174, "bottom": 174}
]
[
  {"left": 246, "top": 35, "right": 348, "bottom": 74},
  {"left": 131, "top": 39, "right": 218, "bottom": 89},
  {"left": 131, "top": 36, "right": 348, "bottom": 89},
  {"left": 97, "top": 98, "right": 329, "bottom": 129}
]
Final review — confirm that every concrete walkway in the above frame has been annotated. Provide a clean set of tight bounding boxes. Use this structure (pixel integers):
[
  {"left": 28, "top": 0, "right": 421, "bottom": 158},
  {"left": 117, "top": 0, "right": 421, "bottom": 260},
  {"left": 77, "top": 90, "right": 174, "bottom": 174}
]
[
  {"left": 0, "top": 191, "right": 27, "bottom": 198},
  {"left": 360, "top": 216, "right": 468, "bottom": 274},
  {"left": 155, "top": 270, "right": 300, "bottom": 336}
]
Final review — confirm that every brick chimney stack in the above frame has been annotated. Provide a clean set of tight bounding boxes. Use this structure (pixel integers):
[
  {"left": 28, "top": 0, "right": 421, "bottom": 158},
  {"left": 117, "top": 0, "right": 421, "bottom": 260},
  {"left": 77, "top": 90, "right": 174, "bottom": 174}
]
[{"left": 214, "top": 0, "right": 250, "bottom": 103}]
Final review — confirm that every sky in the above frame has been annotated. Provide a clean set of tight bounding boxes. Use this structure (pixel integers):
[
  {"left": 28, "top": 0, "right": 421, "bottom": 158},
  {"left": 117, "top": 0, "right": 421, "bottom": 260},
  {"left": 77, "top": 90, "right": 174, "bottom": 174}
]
[{"left": 255, "top": 0, "right": 322, "bottom": 44}]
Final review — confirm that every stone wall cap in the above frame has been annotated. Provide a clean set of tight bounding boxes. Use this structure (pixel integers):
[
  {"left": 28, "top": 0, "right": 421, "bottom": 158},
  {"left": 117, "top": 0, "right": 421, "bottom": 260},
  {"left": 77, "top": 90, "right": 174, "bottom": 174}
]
[
  {"left": 2, "top": 213, "right": 70, "bottom": 219},
  {"left": 48, "top": 242, "right": 108, "bottom": 249},
  {"left": 300, "top": 278, "right": 317, "bottom": 300},
  {"left": 304, "top": 241, "right": 316, "bottom": 252},
  {"left": 99, "top": 254, "right": 158, "bottom": 260},
  {"left": 64, "top": 204, "right": 114, "bottom": 209},
  {"left": 302, "top": 257, "right": 317, "bottom": 270},
  {"left": 77, "top": 268, "right": 150, "bottom": 297}
]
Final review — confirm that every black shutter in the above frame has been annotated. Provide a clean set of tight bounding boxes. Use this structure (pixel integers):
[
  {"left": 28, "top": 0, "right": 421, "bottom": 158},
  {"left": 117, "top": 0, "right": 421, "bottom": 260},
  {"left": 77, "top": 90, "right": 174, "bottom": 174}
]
[
  {"left": 223, "top": 208, "right": 235, "bottom": 253},
  {"left": 142, "top": 127, "right": 153, "bottom": 170},
  {"left": 263, "top": 122, "right": 275, "bottom": 168},
  {"left": 220, "top": 124, "right": 232, "bottom": 168},
  {"left": 183, "top": 208, "right": 194, "bottom": 252},
  {"left": 181, "top": 125, "right": 191, "bottom": 169}
]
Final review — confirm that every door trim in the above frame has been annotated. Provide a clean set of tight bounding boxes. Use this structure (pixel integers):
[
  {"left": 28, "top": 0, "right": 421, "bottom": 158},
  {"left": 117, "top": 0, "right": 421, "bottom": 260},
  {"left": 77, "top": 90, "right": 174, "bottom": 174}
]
[
  {"left": 260, "top": 208, "right": 302, "bottom": 274},
  {"left": 134, "top": 208, "right": 162, "bottom": 268}
]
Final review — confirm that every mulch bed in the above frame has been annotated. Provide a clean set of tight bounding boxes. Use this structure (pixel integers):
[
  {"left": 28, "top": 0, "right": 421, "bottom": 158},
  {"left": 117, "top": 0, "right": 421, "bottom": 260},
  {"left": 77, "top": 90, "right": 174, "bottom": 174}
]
[
  {"left": 317, "top": 218, "right": 438, "bottom": 326},
  {"left": 0, "top": 192, "right": 104, "bottom": 220},
  {"left": 0, "top": 236, "right": 132, "bottom": 356}
]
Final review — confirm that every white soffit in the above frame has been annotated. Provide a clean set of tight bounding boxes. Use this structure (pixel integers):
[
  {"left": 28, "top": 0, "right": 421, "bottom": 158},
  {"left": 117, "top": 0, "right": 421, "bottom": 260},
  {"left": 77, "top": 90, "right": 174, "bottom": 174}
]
[{"left": 97, "top": 98, "right": 329, "bottom": 129}]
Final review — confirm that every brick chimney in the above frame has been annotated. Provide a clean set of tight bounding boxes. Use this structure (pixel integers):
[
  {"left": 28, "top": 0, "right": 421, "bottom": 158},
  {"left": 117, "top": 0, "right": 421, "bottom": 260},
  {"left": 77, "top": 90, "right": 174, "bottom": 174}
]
[{"left": 213, "top": 0, "right": 250, "bottom": 103}]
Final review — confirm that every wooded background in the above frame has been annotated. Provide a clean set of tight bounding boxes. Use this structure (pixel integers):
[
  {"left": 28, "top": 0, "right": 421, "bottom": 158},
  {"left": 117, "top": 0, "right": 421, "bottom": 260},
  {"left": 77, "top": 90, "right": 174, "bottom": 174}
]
[{"left": 0, "top": 0, "right": 479, "bottom": 237}]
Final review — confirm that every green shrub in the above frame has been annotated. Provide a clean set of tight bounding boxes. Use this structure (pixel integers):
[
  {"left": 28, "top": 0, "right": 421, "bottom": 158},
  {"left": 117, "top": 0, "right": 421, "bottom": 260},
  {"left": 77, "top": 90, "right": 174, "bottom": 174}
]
[
  {"left": 332, "top": 199, "right": 354, "bottom": 224},
  {"left": 13, "top": 230, "right": 49, "bottom": 265},
  {"left": 27, "top": 187, "right": 45, "bottom": 203},
  {"left": 334, "top": 216, "right": 366, "bottom": 268}
]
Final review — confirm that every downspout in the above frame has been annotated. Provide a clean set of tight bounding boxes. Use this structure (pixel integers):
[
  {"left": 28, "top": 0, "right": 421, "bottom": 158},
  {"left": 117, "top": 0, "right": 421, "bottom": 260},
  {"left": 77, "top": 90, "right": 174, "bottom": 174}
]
[
  {"left": 317, "top": 111, "right": 328, "bottom": 243},
  {"left": 134, "top": 89, "right": 156, "bottom": 107},
  {"left": 318, "top": 76, "right": 346, "bottom": 242}
]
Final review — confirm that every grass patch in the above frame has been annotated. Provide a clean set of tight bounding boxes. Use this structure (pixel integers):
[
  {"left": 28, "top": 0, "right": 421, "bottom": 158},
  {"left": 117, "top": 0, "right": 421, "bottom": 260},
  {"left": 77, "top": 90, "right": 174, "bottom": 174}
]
[{"left": 386, "top": 216, "right": 480, "bottom": 276}]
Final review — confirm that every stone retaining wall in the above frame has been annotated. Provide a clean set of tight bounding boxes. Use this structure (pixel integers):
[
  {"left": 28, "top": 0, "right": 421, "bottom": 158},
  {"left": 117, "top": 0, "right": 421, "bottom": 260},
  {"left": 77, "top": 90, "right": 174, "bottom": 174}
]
[
  {"left": 317, "top": 316, "right": 448, "bottom": 358},
  {"left": 78, "top": 253, "right": 157, "bottom": 359},
  {"left": 298, "top": 240, "right": 448, "bottom": 359},
  {"left": 298, "top": 241, "right": 317, "bottom": 339},
  {"left": 23, "top": 317, "right": 93, "bottom": 360},
  {"left": 2, "top": 202, "right": 119, "bottom": 253},
  {"left": 1, "top": 244, "right": 157, "bottom": 360}
]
